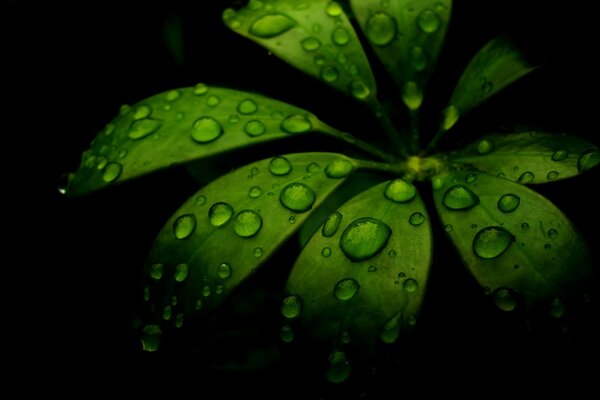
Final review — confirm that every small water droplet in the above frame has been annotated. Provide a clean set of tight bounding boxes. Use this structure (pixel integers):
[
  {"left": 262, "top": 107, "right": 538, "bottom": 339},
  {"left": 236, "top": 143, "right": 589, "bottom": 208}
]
[
  {"left": 465, "top": 173, "right": 477, "bottom": 183},
  {"left": 196, "top": 195, "right": 207, "bottom": 206},
  {"left": 248, "top": 0, "right": 264, "bottom": 11},
  {"left": 442, "top": 185, "right": 479, "bottom": 210},
  {"left": 165, "top": 89, "right": 182, "bottom": 102},
  {"left": 306, "top": 162, "right": 321, "bottom": 173},
  {"left": 547, "top": 228, "right": 558, "bottom": 239},
  {"left": 150, "top": 263, "right": 164, "bottom": 280},
  {"left": 325, "top": 1, "right": 343, "bottom": 17},
  {"left": 546, "top": 170, "right": 559, "bottom": 180},
  {"left": 401, "top": 81, "right": 423, "bottom": 111},
  {"left": 410, "top": 46, "right": 427, "bottom": 71},
  {"left": 544, "top": 243, "right": 552, "bottom": 250},
  {"left": 217, "top": 263, "right": 232, "bottom": 279},
  {"left": 237, "top": 99, "right": 258, "bottom": 115},
  {"left": 117, "top": 148, "right": 128, "bottom": 159},
  {"left": 281, "top": 115, "right": 312, "bottom": 133},
  {"left": 409, "top": 212, "right": 425, "bottom": 226},
  {"left": 477, "top": 139, "right": 494, "bottom": 154},
  {"left": 521, "top": 222, "right": 530, "bottom": 231},
  {"left": 193, "top": 83, "right": 208, "bottom": 95},
  {"left": 384, "top": 179, "right": 416, "bottom": 203},
  {"left": 280, "top": 325, "right": 295, "bottom": 342},
  {"left": 215, "top": 285, "right": 224, "bottom": 295},
  {"left": 380, "top": 312, "right": 402, "bottom": 344},
  {"left": 120, "top": 104, "right": 131, "bottom": 115},
  {"left": 326, "top": 351, "right": 351, "bottom": 383},
  {"left": 320, "top": 66, "right": 339, "bottom": 82},
  {"left": 103, "top": 123, "right": 115, "bottom": 136},
  {"left": 473, "top": 226, "right": 514, "bottom": 259},
  {"left": 191, "top": 116, "right": 223, "bottom": 143},
  {"left": 288, "top": 215, "right": 296, "bottom": 224},
  {"left": 417, "top": 9, "right": 441, "bottom": 33},
  {"left": 340, "top": 217, "right": 391, "bottom": 262},
  {"left": 280, "top": 183, "right": 316, "bottom": 212},
  {"left": 268, "top": 156, "right": 292, "bottom": 176},
  {"left": 242, "top": 119, "right": 266, "bottom": 137},
  {"left": 350, "top": 81, "right": 370, "bottom": 100},
  {"left": 195, "top": 299, "right": 203, "bottom": 310},
  {"left": 206, "top": 95, "right": 220, "bottom": 107},
  {"left": 481, "top": 80, "right": 493, "bottom": 94},
  {"left": 202, "top": 285, "right": 211, "bottom": 297},
  {"left": 233, "top": 210, "right": 263, "bottom": 237},
  {"left": 281, "top": 294, "right": 302, "bottom": 319},
  {"left": 174, "top": 263, "right": 189, "bottom": 282},
  {"left": 320, "top": 247, "right": 332, "bottom": 257},
  {"left": 322, "top": 211, "right": 343, "bottom": 237},
  {"left": 366, "top": 12, "right": 396, "bottom": 47},
  {"left": 102, "top": 162, "right": 122, "bottom": 183},
  {"left": 301, "top": 36, "right": 321, "bottom": 51},
  {"left": 209, "top": 202, "right": 234, "bottom": 227},
  {"left": 388, "top": 250, "right": 396, "bottom": 258},
  {"left": 253, "top": 247, "right": 264, "bottom": 258},
  {"left": 403, "top": 278, "right": 418, "bottom": 293},
  {"left": 141, "top": 324, "right": 161, "bottom": 352},
  {"left": 577, "top": 149, "right": 600, "bottom": 173},
  {"left": 497, "top": 194, "right": 520, "bottom": 213},
  {"left": 143, "top": 286, "right": 150, "bottom": 301},
  {"left": 249, "top": 186, "right": 263, "bottom": 198},
  {"left": 432, "top": 176, "right": 444, "bottom": 190},
  {"left": 334, "top": 278, "right": 360, "bottom": 301},
  {"left": 340, "top": 331, "right": 351, "bottom": 344},
  {"left": 444, "top": 224, "right": 453, "bottom": 232},
  {"left": 162, "top": 305, "right": 172, "bottom": 320},
  {"left": 174, "top": 313, "right": 184, "bottom": 328},
  {"left": 250, "top": 167, "right": 260, "bottom": 177},
  {"left": 314, "top": 54, "right": 326, "bottom": 66},
  {"left": 331, "top": 27, "right": 350, "bottom": 46},
  {"left": 493, "top": 287, "right": 518, "bottom": 312},
  {"left": 551, "top": 150, "right": 568, "bottom": 162},
  {"left": 133, "top": 105, "right": 152, "bottom": 120},
  {"left": 250, "top": 14, "right": 296, "bottom": 38},
  {"left": 517, "top": 171, "right": 535, "bottom": 184},
  {"left": 441, "top": 105, "right": 459, "bottom": 131},
  {"left": 550, "top": 298, "right": 565, "bottom": 318},
  {"left": 128, "top": 119, "right": 162, "bottom": 140},
  {"left": 368, "top": 265, "right": 377, "bottom": 272},
  {"left": 228, "top": 114, "right": 240, "bottom": 124},
  {"left": 173, "top": 214, "right": 196, "bottom": 239},
  {"left": 325, "top": 159, "right": 354, "bottom": 178}
]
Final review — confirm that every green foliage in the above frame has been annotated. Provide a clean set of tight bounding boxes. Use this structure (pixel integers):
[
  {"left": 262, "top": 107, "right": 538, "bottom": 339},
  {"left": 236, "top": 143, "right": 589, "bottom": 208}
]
[{"left": 67, "top": 0, "right": 597, "bottom": 383}]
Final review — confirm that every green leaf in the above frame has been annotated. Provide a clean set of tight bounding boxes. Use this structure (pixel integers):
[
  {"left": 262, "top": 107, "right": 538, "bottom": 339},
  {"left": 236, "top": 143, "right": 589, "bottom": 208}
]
[
  {"left": 223, "top": 0, "right": 377, "bottom": 104},
  {"left": 350, "top": 0, "right": 452, "bottom": 110},
  {"left": 67, "top": 85, "right": 330, "bottom": 196},
  {"left": 285, "top": 180, "right": 432, "bottom": 355},
  {"left": 140, "top": 153, "right": 358, "bottom": 343},
  {"left": 451, "top": 132, "right": 600, "bottom": 184},
  {"left": 432, "top": 171, "right": 591, "bottom": 313},
  {"left": 440, "top": 36, "right": 537, "bottom": 132}
]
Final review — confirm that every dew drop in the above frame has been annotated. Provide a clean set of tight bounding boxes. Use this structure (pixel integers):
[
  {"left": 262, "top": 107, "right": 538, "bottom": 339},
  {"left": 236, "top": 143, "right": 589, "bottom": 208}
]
[
  {"left": 334, "top": 278, "right": 360, "bottom": 301},
  {"left": 143, "top": 286, "right": 150, "bottom": 301},
  {"left": 128, "top": 119, "right": 162, "bottom": 140},
  {"left": 269, "top": 156, "right": 292, "bottom": 175},
  {"left": 237, "top": 99, "right": 258, "bottom": 115},
  {"left": 331, "top": 27, "right": 350, "bottom": 46},
  {"left": 280, "top": 183, "right": 316, "bottom": 212},
  {"left": 321, "top": 247, "right": 332, "bottom": 257},
  {"left": 547, "top": 170, "right": 559, "bottom": 180},
  {"left": 517, "top": 171, "right": 535, "bottom": 184},
  {"left": 173, "top": 214, "right": 196, "bottom": 239},
  {"left": 465, "top": 173, "right": 477, "bottom": 183},
  {"left": 174, "top": 263, "right": 189, "bottom": 282},
  {"left": 202, "top": 285, "right": 211, "bottom": 297},
  {"left": 250, "top": 14, "right": 296, "bottom": 38},
  {"left": 289, "top": 215, "right": 296, "bottom": 224},
  {"left": 493, "top": 287, "right": 518, "bottom": 312},
  {"left": 325, "top": 1, "right": 343, "bottom": 17},
  {"left": 473, "top": 226, "right": 514, "bottom": 259},
  {"left": 388, "top": 250, "right": 396, "bottom": 258},
  {"left": 233, "top": 210, "right": 263, "bottom": 237},
  {"left": 141, "top": 325, "right": 161, "bottom": 352},
  {"left": 195, "top": 299, "right": 203, "bottom": 310},
  {"left": 366, "top": 12, "right": 396, "bottom": 46},
  {"left": 166, "top": 89, "right": 182, "bottom": 102},
  {"left": 195, "top": 195, "right": 207, "bottom": 206},
  {"left": 401, "top": 81, "right": 423, "bottom": 110},
  {"left": 403, "top": 278, "right": 418, "bottom": 293},
  {"left": 281, "top": 294, "right": 302, "bottom": 319},
  {"left": 340, "top": 217, "right": 392, "bottom": 262},
  {"left": 577, "top": 149, "right": 600, "bottom": 173},
  {"left": 150, "top": 263, "right": 164, "bottom": 280},
  {"left": 249, "top": 186, "right": 263, "bottom": 198},
  {"left": 215, "top": 284, "right": 224, "bottom": 295},
  {"left": 521, "top": 222, "right": 530, "bottom": 231},
  {"left": 307, "top": 162, "right": 321, "bottom": 173},
  {"left": 409, "top": 212, "right": 425, "bottom": 226},
  {"left": 103, "top": 123, "right": 115, "bottom": 136},
  {"left": 209, "top": 202, "right": 234, "bottom": 227},
  {"left": 477, "top": 139, "right": 494, "bottom": 154},
  {"left": 253, "top": 247, "right": 263, "bottom": 258},
  {"left": 326, "top": 351, "right": 351, "bottom": 383},
  {"left": 217, "top": 263, "right": 232, "bottom": 279},
  {"left": 280, "top": 325, "right": 295, "bottom": 342},
  {"left": 544, "top": 243, "right": 552, "bottom": 251},
  {"left": 380, "top": 312, "right": 402, "bottom": 344},
  {"left": 133, "top": 105, "right": 152, "bottom": 120},
  {"left": 350, "top": 81, "right": 370, "bottom": 100},
  {"left": 551, "top": 149, "right": 568, "bottom": 162},
  {"left": 191, "top": 116, "right": 223, "bottom": 143},
  {"left": 432, "top": 176, "right": 444, "bottom": 190},
  {"left": 441, "top": 105, "right": 459, "bottom": 131},
  {"left": 444, "top": 224, "right": 453, "bottom": 232},
  {"left": 281, "top": 115, "right": 312, "bottom": 133},
  {"left": 368, "top": 265, "right": 377, "bottom": 272},
  {"left": 548, "top": 228, "right": 558, "bottom": 239},
  {"left": 244, "top": 120, "right": 266, "bottom": 137},
  {"left": 229, "top": 114, "right": 240, "bottom": 124},
  {"left": 175, "top": 313, "right": 184, "bottom": 328},
  {"left": 550, "top": 298, "right": 565, "bottom": 318},
  {"left": 325, "top": 159, "right": 354, "bottom": 178},
  {"left": 162, "top": 305, "right": 172, "bottom": 320},
  {"left": 322, "top": 211, "right": 343, "bottom": 237},
  {"left": 417, "top": 9, "right": 441, "bottom": 33},
  {"left": 193, "top": 83, "right": 208, "bottom": 95},
  {"left": 410, "top": 46, "right": 427, "bottom": 71},
  {"left": 314, "top": 54, "right": 326, "bottom": 66},
  {"left": 320, "top": 66, "right": 339, "bottom": 82},
  {"left": 497, "top": 194, "right": 520, "bottom": 213},
  {"left": 102, "top": 162, "right": 122, "bottom": 183},
  {"left": 384, "top": 179, "right": 416, "bottom": 203},
  {"left": 206, "top": 95, "right": 221, "bottom": 107},
  {"left": 301, "top": 36, "right": 321, "bottom": 51}
]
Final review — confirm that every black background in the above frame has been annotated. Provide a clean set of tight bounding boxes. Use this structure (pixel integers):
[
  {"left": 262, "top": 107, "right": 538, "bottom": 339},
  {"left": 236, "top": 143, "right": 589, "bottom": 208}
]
[{"left": 7, "top": 0, "right": 599, "bottom": 397}]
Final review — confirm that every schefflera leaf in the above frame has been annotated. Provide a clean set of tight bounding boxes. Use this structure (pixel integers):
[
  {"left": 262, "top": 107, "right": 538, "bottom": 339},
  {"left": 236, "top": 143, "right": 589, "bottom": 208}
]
[
  {"left": 351, "top": 0, "right": 452, "bottom": 110},
  {"left": 223, "top": 0, "right": 377, "bottom": 104},
  {"left": 285, "top": 179, "right": 432, "bottom": 356},
  {"left": 432, "top": 171, "right": 591, "bottom": 313},
  {"left": 140, "top": 153, "right": 357, "bottom": 346},
  {"left": 67, "top": 85, "right": 329, "bottom": 196},
  {"left": 451, "top": 132, "right": 600, "bottom": 184}
]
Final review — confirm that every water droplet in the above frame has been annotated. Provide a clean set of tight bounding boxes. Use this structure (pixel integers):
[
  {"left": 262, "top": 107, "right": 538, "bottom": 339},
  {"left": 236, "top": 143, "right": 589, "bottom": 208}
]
[
  {"left": 341, "top": 331, "right": 351, "bottom": 344},
  {"left": 162, "top": 305, "right": 172, "bottom": 320},
  {"left": 233, "top": 210, "right": 263, "bottom": 237},
  {"left": 497, "top": 194, "right": 520, "bottom": 213},
  {"left": 306, "top": 162, "right": 321, "bottom": 173},
  {"left": 301, "top": 36, "right": 321, "bottom": 51},
  {"left": 269, "top": 156, "right": 292, "bottom": 176},
  {"left": 133, "top": 105, "right": 152, "bottom": 120},
  {"left": 202, "top": 285, "right": 211, "bottom": 297},
  {"left": 442, "top": 185, "right": 479, "bottom": 210},
  {"left": 280, "top": 325, "right": 295, "bottom": 342},
  {"left": 165, "top": 89, "right": 182, "bottom": 102},
  {"left": 577, "top": 149, "right": 600, "bottom": 173},
  {"left": 206, "top": 95, "right": 221, "bottom": 107},
  {"left": 473, "top": 226, "right": 514, "bottom": 259},
  {"left": 253, "top": 247, "right": 264, "bottom": 258},
  {"left": 477, "top": 139, "right": 494, "bottom": 154},
  {"left": 228, "top": 114, "right": 239, "bottom": 124},
  {"left": 326, "top": 351, "right": 351, "bottom": 383},
  {"left": 196, "top": 195, "right": 207, "bottom": 206},
  {"left": 195, "top": 299, "right": 203, "bottom": 310},
  {"left": 209, "top": 202, "right": 234, "bottom": 227},
  {"left": 544, "top": 243, "right": 552, "bottom": 250},
  {"left": 409, "top": 212, "right": 425, "bottom": 226},
  {"left": 384, "top": 179, "right": 416, "bottom": 203},
  {"left": 280, "top": 183, "right": 316, "bottom": 213},
  {"left": 320, "top": 66, "right": 339, "bottom": 82},
  {"left": 237, "top": 99, "right": 258, "bottom": 115},
  {"left": 444, "top": 224, "right": 453, "bottom": 232},
  {"left": 173, "top": 214, "right": 196, "bottom": 239},
  {"left": 350, "top": 81, "right": 370, "bottom": 100},
  {"left": 128, "top": 119, "right": 162, "bottom": 140},
  {"left": 103, "top": 123, "right": 115, "bottom": 136},
  {"left": 325, "top": 159, "right": 354, "bottom": 178},
  {"left": 401, "top": 81, "right": 423, "bottom": 111},
  {"left": 331, "top": 27, "right": 350, "bottom": 46},
  {"left": 102, "top": 162, "right": 122, "bottom": 183},
  {"left": 215, "top": 285, "right": 224, "bottom": 295},
  {"left": 248, "top": 0, "right": 264, "bottom": 11},
  {"left": 465, "top": 173, "right": 477, "bottom": 183},
  {"left": 441, "top": 105, "right": 459, "bottom": 131},
  {"left": 281, "top": 115, "right": 312, "bottom": 133},
  {"left": 314, "top": 54, "right": 326, "bottom": 66},
  {"left": 175, "top": 313, "right": 184, "bottom": 328},
  {"left": 521, "top": 222, "right": 530, "bottom": 231},
  {"left": 174, "top": 263, "right": 189, "bottom": 282},
  {"left": 380, "top": 312, "right": 402, "bottom": 344},
  {"left": 250, "top": 167, "right": 260, "bottom": 177},
  {"left": 408, "top": 46, "right": 428, "bottom": 72},
  {"left": 322, "top": 211, "right": 343, "bottom": 237},
  {"left": 547, "top": 170, "right": 559, "bottom": 180},
  {"left": 120, "top": 104, "right": 131, "bottom": 115},
  {"left": 141, "top": 325, "right": 161, "bottom": 352},
  {"left": 481, "top": 80, "right": 493, "bottom": 94},
  {"left": 150, "top": 263, "right": 164, "bottom": 280},
  {"left": 249, "top": 186, "right": 263, "bottom": 198},
  {"left": 403, "top": 278, "right": 418, "bottom": 293},
  {"left": 118, "top": 148, "right": 128, "bottom": 159},
  {"left": 193, "top": 83, "right": 208, "bottom": 95},
  {"left": 340, "top": 217, "right": 392, "bottom": 262},
  {"left": 368, "top": 265, "right": 377, "bottom": 272},
  {"left": 547, "top": 228, "right": 558, "bottom": 239},
  {"left": 318, "top": 247, "right": 331, "bottom": 258},
  {"left": 550, "top": 150, "right": 568, "bottom": 162},
  {"left": 550, "top": 298, "right": 565, "bottom": 318},
  {"left": 288, "top": 215, "right": 296, "bottom": 224},
  {"left": 281, "top": 294, "right": 302, "bottom": 319},
  {"left": 325, "top": 1, "right": 343, "bottom": 17},
  {"left": 242, "top": 120, "right": 265, "bottom": 137},
  {"left": 250, "top": 14, "right": 296, "bottom": 38},
  {"left": 217, "top": 263, "right": 232, "bottom": 279},
  {"left": 493, "top": 287, "right": 518, "bottom": 312},
  {"left": 388, "top": 250, "right": 396, "bottom": 258},
  {"left": 417, "top": 9, "right": 441, "bottom": 33},
  {"left": 432, "top": 177, "right": 444, "bottom": 190},
  {"left": 191, "top": 116, "right": 223, "bottom": 143},
  {"left": 334, "top": 278, "right": 360, "bottom": 301},
  {"left": 517, "top": 171, "right": 535, "bottom": 184},
  {"left": 365, "top": 12, "right": 396, "bottom": 46},
  {"left": 143, "top": 286, "right": 150, "bottom": 301}
]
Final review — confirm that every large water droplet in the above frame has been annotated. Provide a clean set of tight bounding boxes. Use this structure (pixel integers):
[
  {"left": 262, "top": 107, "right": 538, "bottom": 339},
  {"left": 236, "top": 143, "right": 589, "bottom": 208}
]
[
  {"left": 410, "top": 46, "right": 427, "bottom": 71},
  {"left": 209, "top": 202, "right": 234, "bottom": 227},
  {"left": 281, "top": 294, "right": 302, "bottom": 319},
  {"left": 497, "top": 194, "right": 520, "bottom": 213},
  {"left": 150, "top": 263, "right": 164, "bottom": 280},
  {"left": 102, "top": 162, "right": 122, "bottom": 183},
  {"left": 365, "top": 12, "right": 396, "bottom": 46},
  {"left": 441, "top": 105, "right": 459, "bottom": 131},
  {"left": 340, "top": 217, "right": 391, "bottom": 262},
  {"left": 281, "top": 115, "right": 312, "bottom": 133},
  {"left": 191, "top": 117, "right": 223, "bottom": 143},
  {"left": 141, "top": 324, "right": 161, "bottom": 352},
  {"left": 493, "top": 287, "right": 518, "bottom": 312},
  {"left": 477, "top": 139, "right": 494, "bottom": 154},
  {"left": 442, "top": 185, "right": 480, "bottom": 210},
  {"left": 174, "top": 263, "right": 189, "bottom": 282},
  {"left": 173, "top": 214, "right": 196, "bottom": 239},
  {"left": 517, "top": 171, "right": 535, "bottom": 184},
  {"left": 380, "top": 312, "right": 402, "bottom": 344},
  {"left": 280, "top": 325, "right": 295, "bottom": 342},
  {"left": 331, "top": 27, "right": 350, "bottom": 46},
  {"left": 325, "top": 159, "right": 354, "bottom": 178},
  {"left": 551, "top": 150, "right": 568, "bottom": 162},
  {"left": 409, "top": 212, "right": 425, "bottom": 226},
  {"left": 301, "top": 36, "right": 321, "bottom": 51},
  {"left": 280, "top": 183, "right": 316, "bottom": 212},
  {"left": 250, "top": 14, "right": 296, "bottom": 38},
  {"left": 269, "top": 156, "right": 292, "bottom": 175},
  {"left": 350, "top": 81, "right": 370, "bottom": 100},
  {"left": 546, "top": 170, "right": 559, "bottom": 181},
  {"left": 237, "top": 99, "right": 258, "bottom": 115},
  {"left": 473, "top": 226, "right": 514, "bottom": 259},
  {"left": 325, "top": 1, "right": 343, "bottom": 17},
  {"left": 401, "top": 81, "right": 423, "bottom": 111},
  {"left": 193, "top": 83, "right": 208, "bottom": 95},
  {"left": 133, "top": 105, "right": 152, "bottom": 120},
  {"left": 417, "top": 9, "right": 441, "bottom": 33},
  {"left": 403, "top": 278, "right": 418, "bottom": 293},
  {"left": 577, "top": 149, "right": 600, "bottom": 173},
  {"left": 128, "top": 119, "right": 161, "bottom": 140},
  {"left": 217, "top": 263, "right": 232, "bottom": 279},
  {"left": 322, "top": 211, "right": 343, "bottom": 237},
  {"left": 334, "top": 278, "right": 360, "bottom": 301},
  {"left": 326, "top": 351, "right": 351, "bottom": 383},
  {"left": 320, "top": 66, "right": 339, "bottom": 82},
  {"left": 245, "top": 120, "right": 266, "bottom": 137},
  {"left": 384, "top": 179, "right": 416, "bottom": 203},
  {"left": 233, "top": 210, "right": 263, "bottom": 237}
]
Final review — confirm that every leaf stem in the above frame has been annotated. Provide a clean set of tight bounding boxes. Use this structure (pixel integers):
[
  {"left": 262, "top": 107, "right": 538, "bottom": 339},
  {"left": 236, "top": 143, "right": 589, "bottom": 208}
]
[
  {"left": 369, "top": 100, "right": 411, "bottom": 159},
  {"left": 354, "top": 159, "right": 407, "bottom": 176},
  {"left": 424, "top": 129, "right": 444, "bottom": 156},
  {"left": 409, "top": 109, "right": 420, "bottom": 154}
]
